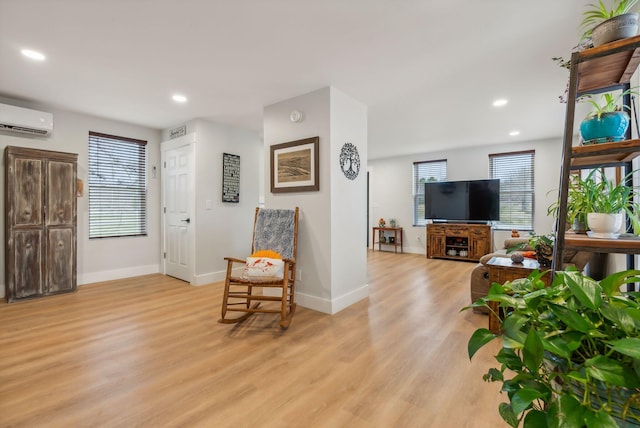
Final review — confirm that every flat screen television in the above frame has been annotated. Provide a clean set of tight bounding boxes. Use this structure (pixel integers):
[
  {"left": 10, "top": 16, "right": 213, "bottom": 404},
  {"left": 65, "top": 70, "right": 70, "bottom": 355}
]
[{"left": 424, "top": 179, "right": 500, "bottom": 222}]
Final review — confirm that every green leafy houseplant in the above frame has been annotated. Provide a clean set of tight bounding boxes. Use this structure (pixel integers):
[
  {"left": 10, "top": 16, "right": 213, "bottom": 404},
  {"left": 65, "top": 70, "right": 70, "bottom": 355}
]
[
  {"left": 580, "top": 0, "right": 639, "bottom": 40},
  {"left": 576, "top": 169, "right": 640, "bottom": 232},
  {"left": 547, "top": 175, "right": 591, "bottom": 233},
  {"left": 464, "top": 269, "right": 640, "bottom": 427}
]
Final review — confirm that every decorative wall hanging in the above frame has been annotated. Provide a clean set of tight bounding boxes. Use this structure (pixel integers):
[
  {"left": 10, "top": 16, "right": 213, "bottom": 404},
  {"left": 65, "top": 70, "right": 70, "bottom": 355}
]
[
  {"left": 270, "top": 136, "right": 319, "bottom": 193},
  {"left": 169, "top": 125, "right": 187, "bottom": 139},
  {"left": 339, "top": 142, "right": 360, "bottom": 180},
  {"left": 222, "top": 153, "right": 240, "bottom": 203}
]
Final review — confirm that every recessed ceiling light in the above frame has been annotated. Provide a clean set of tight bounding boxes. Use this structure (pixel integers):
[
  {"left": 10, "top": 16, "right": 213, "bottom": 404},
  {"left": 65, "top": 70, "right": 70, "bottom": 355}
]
[
  {"left": 509, "top": 130, "right": 520, "bottom": 136},
  {"left": 492, "top": 99, "right": 508, "bottom": 107},
  {"left": 172, "top": 94, "right": 187, "bottom": 103},
  {"left": 21, "top": 49, "right": 46, "bottom": 61}
]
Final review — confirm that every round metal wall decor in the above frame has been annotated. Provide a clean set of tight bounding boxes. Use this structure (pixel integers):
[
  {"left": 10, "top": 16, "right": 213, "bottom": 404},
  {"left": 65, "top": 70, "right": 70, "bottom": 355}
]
[{"left": 339, "top": 142, "right": 360, "bottom": 180}]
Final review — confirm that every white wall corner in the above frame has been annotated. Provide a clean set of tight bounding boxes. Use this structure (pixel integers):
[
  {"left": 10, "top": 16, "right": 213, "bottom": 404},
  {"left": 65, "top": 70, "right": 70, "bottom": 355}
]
[
  {"left": 297, "top": 283, "right": 369, "bottom": 314},
  {"left": 329, "top": 283, "right": 369, "bottom": 314},
  {"left": 296, "top": 292, "right": 333, "bottom": 314},
  {"left": 194, "top": 266, "right": 243, "bottom": 286}
]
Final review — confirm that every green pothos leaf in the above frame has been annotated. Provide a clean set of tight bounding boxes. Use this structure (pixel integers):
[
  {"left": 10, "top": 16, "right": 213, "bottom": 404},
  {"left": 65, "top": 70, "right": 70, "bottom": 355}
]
[
  {"left": 548, "top": 303, "right": 591, "bottom": 333},
  {"left": 498, "top": 402, "right": 519, "bottom": 428},
  {"left": 583, "top": 409, "right": 618, "bottom": 428},
  {"left": 564, "top": 272, "right": 601, "bottom": 310},
  {"left": 523, "top": 410, "right": 548, "bottom": 428},
  {"left": 523, "top": 329, "right": 544, "bottom": 374},
  {"left": 609, "top": 338, "right": 640, "bottom": 359},
  {"left": 467, "top": 328, "right": 496, "bottom": 360},
  {"left": 585, "top": 355, "right": 640, "bottom": 388}
]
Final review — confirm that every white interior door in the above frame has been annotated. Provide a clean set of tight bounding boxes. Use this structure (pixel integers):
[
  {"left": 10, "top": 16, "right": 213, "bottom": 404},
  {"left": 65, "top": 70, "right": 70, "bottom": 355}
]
[{"left": 161, "top": 134, "right": 195, "bottom": 283}]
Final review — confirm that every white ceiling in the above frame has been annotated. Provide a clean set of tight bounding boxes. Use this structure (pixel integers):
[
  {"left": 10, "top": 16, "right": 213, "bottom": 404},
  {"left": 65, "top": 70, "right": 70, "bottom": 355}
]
[{"left": 0, "top": 0, "right": 593, "bottom": 159}]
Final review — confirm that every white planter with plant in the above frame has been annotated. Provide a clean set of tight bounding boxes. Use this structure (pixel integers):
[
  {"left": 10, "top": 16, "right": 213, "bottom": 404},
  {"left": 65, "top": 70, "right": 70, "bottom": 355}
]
[
  {"left": 576, "top": 169, "right": 640, "bottom": 238},
  {"left": 581, "top": 0, "right": 639, "bottom": 46},
  {"left": 587, "top": 212, "right": 624, "bottom": 238}
]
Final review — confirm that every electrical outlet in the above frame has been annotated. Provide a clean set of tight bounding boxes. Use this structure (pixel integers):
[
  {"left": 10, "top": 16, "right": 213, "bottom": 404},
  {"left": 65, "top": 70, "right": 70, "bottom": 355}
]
[{"left": 297, "top": 269, "right": 302, "bottom": 281}]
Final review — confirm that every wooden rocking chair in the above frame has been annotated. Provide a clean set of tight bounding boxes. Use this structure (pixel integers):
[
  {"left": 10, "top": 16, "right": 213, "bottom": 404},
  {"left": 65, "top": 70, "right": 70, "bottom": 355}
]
[{"left": 219, "top": 207, "right": 299, "bottom": 328}]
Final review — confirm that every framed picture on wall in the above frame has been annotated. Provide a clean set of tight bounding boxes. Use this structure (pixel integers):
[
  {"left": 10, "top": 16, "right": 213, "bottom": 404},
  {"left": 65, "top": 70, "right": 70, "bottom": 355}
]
[
  {"left": 270, "top": 136, "right": 319, "bottom": 193},
  {"left": 222, "top": 153, "right": 240, "bottom": 203}
]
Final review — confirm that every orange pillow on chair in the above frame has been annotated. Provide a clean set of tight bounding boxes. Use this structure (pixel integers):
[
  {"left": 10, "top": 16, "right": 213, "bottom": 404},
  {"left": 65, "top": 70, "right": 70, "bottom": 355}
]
[
  {"left": 251, "top": 250, "right": 282, "bottom": 259},
  {"left": 243, "top": 250, "right": 284, "bottom": 279}
]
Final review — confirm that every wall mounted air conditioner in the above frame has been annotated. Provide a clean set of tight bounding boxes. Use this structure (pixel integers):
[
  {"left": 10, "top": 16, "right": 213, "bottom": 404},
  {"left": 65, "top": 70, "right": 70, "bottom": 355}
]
[{"left": 0, "top": 103, "right": 53, "bottom": 136}]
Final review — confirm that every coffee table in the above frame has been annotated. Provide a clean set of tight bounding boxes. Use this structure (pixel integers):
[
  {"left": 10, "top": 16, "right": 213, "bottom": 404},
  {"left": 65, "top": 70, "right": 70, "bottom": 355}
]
[{"left": 486, "top": 257, "right": 550, "bottom": 333}]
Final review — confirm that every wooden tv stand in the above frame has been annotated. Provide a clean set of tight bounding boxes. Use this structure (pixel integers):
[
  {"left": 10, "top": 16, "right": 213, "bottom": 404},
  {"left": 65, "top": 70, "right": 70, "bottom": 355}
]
[{"left": 426, "top": 223, "right": 492, "bottom": 262}]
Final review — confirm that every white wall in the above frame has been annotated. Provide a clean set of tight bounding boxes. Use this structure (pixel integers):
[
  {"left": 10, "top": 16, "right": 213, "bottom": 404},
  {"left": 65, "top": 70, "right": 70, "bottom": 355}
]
[
  {"left": 190, "top": 119, "right": 263, "bottom": 283},
  {"left": 160, "top": 119, "right": 262, "bottom": 284},
  {"left": 329, "top": 88, "right": 368, "bottom": 310},
  {"left": 264, "top": 88, "right": 333, "bottom": 303},
  {"left": 369, "top": 137, "right": 563, "bottom": 254},
  {"left": 0, "top": 97, "right": 163, "bottom": 297},
  {"left": 264, "top": 87, "right": 369, "bottom": 314}
]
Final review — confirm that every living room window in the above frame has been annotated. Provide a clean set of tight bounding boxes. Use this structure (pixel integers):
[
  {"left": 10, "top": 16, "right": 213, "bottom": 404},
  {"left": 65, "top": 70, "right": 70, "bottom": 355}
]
[
  {"left": 489, "top": 150, "right": 534, "bottom": 231},
  {"left": 413, "top": 159, "right": 447, "bottom": 226},
  {"left": 88, "top": 131, "right": 148, "bottom": 238}
]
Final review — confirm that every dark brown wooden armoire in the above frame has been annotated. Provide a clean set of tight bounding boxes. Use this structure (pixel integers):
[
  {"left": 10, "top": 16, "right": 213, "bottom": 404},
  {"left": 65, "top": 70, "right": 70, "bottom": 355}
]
[{"left": 5, "top": 146, "right": 77, "bottom": 302}]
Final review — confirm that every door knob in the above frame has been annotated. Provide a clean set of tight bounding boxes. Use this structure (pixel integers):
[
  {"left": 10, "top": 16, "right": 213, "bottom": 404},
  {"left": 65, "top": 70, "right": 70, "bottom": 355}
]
[{"left": 182, "top": 218, "right": 191, "bottom": 224}]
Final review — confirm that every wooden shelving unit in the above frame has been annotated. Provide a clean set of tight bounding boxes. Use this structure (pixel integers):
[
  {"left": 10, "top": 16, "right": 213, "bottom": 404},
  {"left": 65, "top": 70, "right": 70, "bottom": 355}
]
[
  {"left": 570, "top": 139, "right": 640, "bottom": 169},
  {"left": 553, "top": 35, "right": 640, "bottom": 281}
]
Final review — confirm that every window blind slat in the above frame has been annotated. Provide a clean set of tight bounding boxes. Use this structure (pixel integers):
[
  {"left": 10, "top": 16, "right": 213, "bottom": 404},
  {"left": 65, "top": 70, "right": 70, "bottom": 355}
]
[
  {"left": 88, "top": 132, "right": 148, "bottom": 239},
  {"left": 489, "top": 151, "right": 535, "bottom": 230},
  {"left": 413, "top": 160, "right": 447, "bottom": 226}
]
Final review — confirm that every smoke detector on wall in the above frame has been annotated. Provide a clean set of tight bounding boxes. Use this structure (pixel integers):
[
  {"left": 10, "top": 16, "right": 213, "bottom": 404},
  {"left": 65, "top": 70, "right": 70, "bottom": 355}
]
[{"left": 289, "top": 110, "right": 304, "bottom": 123}]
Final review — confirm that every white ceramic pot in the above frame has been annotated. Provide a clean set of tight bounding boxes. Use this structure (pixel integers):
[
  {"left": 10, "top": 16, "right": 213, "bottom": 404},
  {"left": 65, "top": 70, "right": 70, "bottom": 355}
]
[{"left": 587, "top": 212, "right": 624, "bottom": 239}]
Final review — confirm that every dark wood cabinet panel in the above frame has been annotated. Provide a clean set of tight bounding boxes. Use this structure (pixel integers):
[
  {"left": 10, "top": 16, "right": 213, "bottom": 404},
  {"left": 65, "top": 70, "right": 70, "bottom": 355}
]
[
  {"left": 13, "top": 158, "right": 43, "bottom": 226},
  {"left": 47, "top": 160, "right": 75, "bottom": 226},
  {"left": 12, "top": 230, "right": 43, "bottom": 298},
  {"left": 47, "top": 227, "right": 75, "bottom": 293},
  {"left": 5, "top": 146, "right": 77, "bottom": 302}
]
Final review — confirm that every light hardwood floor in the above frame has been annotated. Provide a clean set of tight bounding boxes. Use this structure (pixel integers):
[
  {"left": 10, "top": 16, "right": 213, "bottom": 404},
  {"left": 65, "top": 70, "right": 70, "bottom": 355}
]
[{"left": 0, "top": 251, "right": 507, "bottom": 428}]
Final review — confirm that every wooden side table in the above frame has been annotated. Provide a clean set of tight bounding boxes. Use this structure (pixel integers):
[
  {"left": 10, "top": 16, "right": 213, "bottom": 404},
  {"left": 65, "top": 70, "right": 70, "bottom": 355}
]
[
  {"left": 372, "top": 227, "right": 403, "bottom": 253},
  {"left": 486, "top": 257, "right": 550, "bottom": 334}
]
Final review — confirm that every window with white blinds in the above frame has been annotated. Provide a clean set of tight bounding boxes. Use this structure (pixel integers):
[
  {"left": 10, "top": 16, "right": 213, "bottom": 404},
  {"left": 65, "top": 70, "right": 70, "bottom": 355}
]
[
  {"left": 88, "top": 132, "right": 148, "bottom": 238},
  {"left": 413, "top": 159, "right": 447, "bottom": 226},
  {"left": 489, "top": 150, "right": 535, "bottom": 230}
]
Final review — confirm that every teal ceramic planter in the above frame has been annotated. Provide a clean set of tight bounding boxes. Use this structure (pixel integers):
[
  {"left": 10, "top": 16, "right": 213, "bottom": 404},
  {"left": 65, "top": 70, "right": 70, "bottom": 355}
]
[{"left": 580, "top": 111, "right": 629, "bottom": 144}]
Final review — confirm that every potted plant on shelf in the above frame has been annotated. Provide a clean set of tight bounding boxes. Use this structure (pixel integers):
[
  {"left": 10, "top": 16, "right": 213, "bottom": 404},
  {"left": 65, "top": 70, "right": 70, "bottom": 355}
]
[
  {"left": 579, "top": 88, "right": 636, "bottom": 144},
  {"left": 581, "top": 0, "right": 639, "bottom": 46},
  {"left": 576, "top": 169, "right": 640, "bottom": 238},
  {"left": 464, "top": 269, "right": 640, "bottom": 427},
  {"left": 547, "top": 175, "right": 590, "bottom": 234}
]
